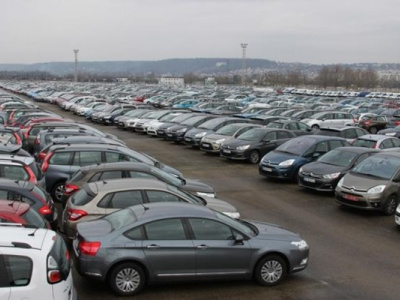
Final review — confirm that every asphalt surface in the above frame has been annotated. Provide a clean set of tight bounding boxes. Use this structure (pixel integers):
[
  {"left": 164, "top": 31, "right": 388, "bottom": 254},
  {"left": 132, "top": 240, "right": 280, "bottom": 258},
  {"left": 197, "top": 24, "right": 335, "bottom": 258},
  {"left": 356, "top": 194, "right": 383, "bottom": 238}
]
[{"left": 20, "top": 98, "right": 400, "bottom": 299}]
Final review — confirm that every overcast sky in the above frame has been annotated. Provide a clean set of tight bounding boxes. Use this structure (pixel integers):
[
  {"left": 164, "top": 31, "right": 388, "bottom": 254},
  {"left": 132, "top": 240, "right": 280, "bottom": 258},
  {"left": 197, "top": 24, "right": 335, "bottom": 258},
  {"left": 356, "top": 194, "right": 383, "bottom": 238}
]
[{"left": 1, "top": 0, "right": 400, "bottom": 65}]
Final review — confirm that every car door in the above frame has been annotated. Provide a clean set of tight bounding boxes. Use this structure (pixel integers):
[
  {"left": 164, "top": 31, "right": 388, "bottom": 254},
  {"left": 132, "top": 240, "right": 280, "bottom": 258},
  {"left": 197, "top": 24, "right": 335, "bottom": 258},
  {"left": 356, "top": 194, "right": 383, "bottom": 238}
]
[
  {"left": 258, "top": 132, "right": 278, "bottom": 156},
  {"left": 142, "top": 218, "right": 196, "bottom": 277},
  {"left": 0, "top": 254, "right": 11, "bottom": 300},
  {"left": 3, "top": 254, "right": 35, "bottom": 300},
  {"left": 187, "top": 218, "right": 252, "bottom": 277}
]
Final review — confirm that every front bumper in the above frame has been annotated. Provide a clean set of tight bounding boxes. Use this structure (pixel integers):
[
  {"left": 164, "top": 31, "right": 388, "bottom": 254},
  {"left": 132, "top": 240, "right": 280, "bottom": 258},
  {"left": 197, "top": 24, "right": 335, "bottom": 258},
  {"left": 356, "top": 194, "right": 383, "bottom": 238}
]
[{"left": 335, "top": 189, "right": 385, "bottom": 211}]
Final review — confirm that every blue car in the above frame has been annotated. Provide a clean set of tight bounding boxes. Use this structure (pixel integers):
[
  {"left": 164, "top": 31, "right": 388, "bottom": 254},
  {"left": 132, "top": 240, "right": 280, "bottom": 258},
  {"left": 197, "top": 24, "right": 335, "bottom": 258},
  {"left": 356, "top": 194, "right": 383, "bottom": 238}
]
[{"left": 258, "top": 135, "right": 351, "bottom": 181}]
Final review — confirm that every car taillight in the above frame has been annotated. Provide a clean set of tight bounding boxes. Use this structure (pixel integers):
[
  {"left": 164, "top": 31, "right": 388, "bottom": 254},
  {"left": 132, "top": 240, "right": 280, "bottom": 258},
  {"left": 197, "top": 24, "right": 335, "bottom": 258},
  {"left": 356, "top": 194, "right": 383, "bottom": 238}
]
[
  {"left": 34, "top": 138, "right": 40, "bottom": 145},
  {"left": 364, "top": 120, "right": 371, "bottom": 125},
  {"left": 39, "top": 205, "right": 52, "bottom": 215},
  {"left": 13, "top": 133, "right": 22, "bottom": 145},
  {"left": 395, "top": 121, "right": 400, "bottom": 126},
  {"left": 24, "top": 165, "right": 37, "bottom": 184},
  {"left": 47, "top": 255, "right": 62, "bottom": 284},
  {"left": 68, "top": 208, "right": 88, "bottom": 221},
  {"left": 78, "top": 241, "right": 101, "bottom": 256},
  {"left": 38, "top": 151, "right": 47, "bottom": 161},
  {"left": 64, "top": 183, "right": 79, "bottom": 195},
  {"left": 41, "top": 152, "right": 53, "bottom": 172}
]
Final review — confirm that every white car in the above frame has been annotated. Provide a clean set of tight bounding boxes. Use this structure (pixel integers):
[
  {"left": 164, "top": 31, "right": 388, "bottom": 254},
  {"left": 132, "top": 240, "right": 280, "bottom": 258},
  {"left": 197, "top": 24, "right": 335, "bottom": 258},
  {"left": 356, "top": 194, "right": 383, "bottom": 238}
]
[
  {"left": 302, "top": 111, "right": 356, "bottom": 130},
  {"left": 395, "top": 203, "right": 400, "bottom": 226},
  {"left": 0, "top": 224, "right": 77, "bottom": 300}
]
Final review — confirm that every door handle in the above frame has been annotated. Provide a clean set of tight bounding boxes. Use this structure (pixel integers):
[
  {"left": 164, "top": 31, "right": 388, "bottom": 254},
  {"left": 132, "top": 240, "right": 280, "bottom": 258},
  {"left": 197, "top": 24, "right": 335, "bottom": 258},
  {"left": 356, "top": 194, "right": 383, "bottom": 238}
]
[
  {"left": 196, "top": 244, "right": 208, "bottom": 249},
  {"left": 146, "top": 244, "right": 160, "bottom": 249}
]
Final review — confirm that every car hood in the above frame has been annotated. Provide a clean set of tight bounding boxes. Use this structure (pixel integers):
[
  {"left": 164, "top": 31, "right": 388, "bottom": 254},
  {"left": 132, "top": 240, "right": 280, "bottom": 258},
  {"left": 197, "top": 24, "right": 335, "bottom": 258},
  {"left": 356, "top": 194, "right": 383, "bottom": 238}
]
[
  {"left": 340, "top": 172, "right": 389, "bottom": 191},
  {"left": 302, "top": 162, "right": 347, "bottom": 174},
  {"left": 250, "top": 221, "right": 300, "bottom": 241},
  {"left": 185, "top": 128, "right": 212, "bottom": 137},
  {"left": 182, "top": 179, "right": 215, "bottom": 195},
  {"left": 223, "top": 138, "right": 257, "bottom": 148},
  {"left": 261, "top": 150, "right": 302, "bottom": 164},
  {"left": 203, "top": 197, "right": 238, "bottom": 214}
]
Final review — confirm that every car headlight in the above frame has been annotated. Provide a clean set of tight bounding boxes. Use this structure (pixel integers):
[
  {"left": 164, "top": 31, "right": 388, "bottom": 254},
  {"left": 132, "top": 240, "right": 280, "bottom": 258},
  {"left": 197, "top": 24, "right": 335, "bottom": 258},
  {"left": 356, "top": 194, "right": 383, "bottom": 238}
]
[
  {"left": 103, "top": 116, "right": 111, "bottom": 119},
  {"left": 215, "top": 138, "right": 225, "bottom": 145},
  {"left": 337, "top": 177, "right": 344, "bottom": 188},
  {"left": 323, "top": 172, "right": 341, "bottom": 179},
  {"left": 299, "top": 167, "right": 303, "bottom": 173},
  {"left": 279, "top": 159, "right": 295, "bottom": 167},
  {"left": 223, "top": 212, "right": 240, "bottom": 219},
  {"left": 236, "top": 145, "right": 250, "bottom": 151},
  {"left": 195, "top": 132, "right": 207, "bottom": 138},
  {"left": 291, "top": 240, "right": 309, "bottom": 250},
  {"left": 196, "top": 192, "right": 215, "bottom": 198},
  {"left": 177, "top": 128, "right": 188, "bottom": 133},
  {"left": 367, "top": 185, "right": 386, "bottom": 194}
]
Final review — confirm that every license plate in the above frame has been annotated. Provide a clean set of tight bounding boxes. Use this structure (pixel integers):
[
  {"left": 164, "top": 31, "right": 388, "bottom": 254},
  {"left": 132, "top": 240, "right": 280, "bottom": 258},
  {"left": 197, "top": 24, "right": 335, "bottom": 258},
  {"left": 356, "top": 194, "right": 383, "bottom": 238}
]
[
  {"left": 223, "top": 149, "right": 231, "bottom": 154},
  {"left": 202, "top": 143, "right": 210, "bottom": 148},
  {"left": 304, "top": 177, "right": 315, "bottom": 183},
  {"left": 344, "top": 194, "right": 359, "bottom": 201},
  {"left": 263, "top": 167, "right": 272, "bottom": 172}
]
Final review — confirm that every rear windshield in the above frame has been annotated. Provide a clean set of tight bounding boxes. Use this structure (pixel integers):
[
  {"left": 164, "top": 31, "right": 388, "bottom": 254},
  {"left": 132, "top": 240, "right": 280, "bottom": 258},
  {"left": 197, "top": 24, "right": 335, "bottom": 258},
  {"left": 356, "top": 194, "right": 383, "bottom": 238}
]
[
  {"left": 103, "top": 208, "right": 137, "bottom": 231},
  {"left": 0, "top": 165, "right": 29, "bottom": 181},
  {"left": 28, "top": 162, "right": 43, "bottom": 180},
  {"left": 69, "top": 170, "right": 85, "bottom": 182},
  {"left": 21, "top": 208, "right": 47, "bottom": 228},
  {"left": 31, "top": 186, "right": 50, "bottom": 204},
  {"left": 71, "top": 188, "right": 94, "bottom": 206},
  {"left": 352, "top": 139, "right": 376, "bottom": 148}
]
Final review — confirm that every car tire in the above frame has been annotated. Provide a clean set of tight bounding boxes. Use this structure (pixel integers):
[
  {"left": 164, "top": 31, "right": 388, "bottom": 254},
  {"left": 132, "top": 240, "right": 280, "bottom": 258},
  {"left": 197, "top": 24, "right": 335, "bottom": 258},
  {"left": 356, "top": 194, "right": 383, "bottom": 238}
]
[
  {"left": 382, "top": 194, "right": 398, "bottom": 216},
  {"left": 51, "top": 181, "right": 65, "bottom": 202},
  {"left": 311, "top": 125, "right": 319, "bottom": 131},
  {"left": 369, "top": 127, "right": 378, "bottom": 134},
  {"left": 108, "top": 262, "right": 145, "bottom": 296},
  {"left": 254, "top": 255, "right": 287, "bottom": 286},
  {"left": 249, "top": 150, "right": 260, "bottom": 164}
]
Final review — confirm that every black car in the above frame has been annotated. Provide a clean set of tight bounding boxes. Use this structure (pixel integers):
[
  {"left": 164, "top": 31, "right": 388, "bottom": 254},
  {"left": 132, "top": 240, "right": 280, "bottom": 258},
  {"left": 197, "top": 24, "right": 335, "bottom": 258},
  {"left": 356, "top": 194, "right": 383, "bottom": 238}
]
[
  {"left": 220, "top": 128, "right": 296, "bottom": 164},
  {"left": 0, "top": 179, "right": 58, "bottom": 229},
  {"left": 298, "top": 147, "right": 380, "bottom": 192},
  {"left": 249, "top": 115, "right": 287, "bottom": 126},
  {"left": 165, "top": 115, "right": 217, "bottom": 143}
]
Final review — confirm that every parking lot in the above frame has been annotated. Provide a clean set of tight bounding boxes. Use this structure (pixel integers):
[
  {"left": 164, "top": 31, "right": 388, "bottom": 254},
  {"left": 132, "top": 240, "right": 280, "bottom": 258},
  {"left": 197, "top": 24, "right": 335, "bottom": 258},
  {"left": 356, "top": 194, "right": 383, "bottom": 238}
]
[{"left": 31, "top": 99, "right": 400, "bottom": 300}]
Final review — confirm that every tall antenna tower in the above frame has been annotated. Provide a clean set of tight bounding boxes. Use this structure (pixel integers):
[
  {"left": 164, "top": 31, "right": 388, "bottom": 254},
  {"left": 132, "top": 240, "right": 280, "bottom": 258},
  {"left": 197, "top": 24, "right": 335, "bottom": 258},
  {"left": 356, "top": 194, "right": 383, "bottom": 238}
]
[
  {"left": 240, "top": 43, "right": 248, "bottom": 85},
  {"left": 73, "top": 49, "right": 79, "bottom": 82}
]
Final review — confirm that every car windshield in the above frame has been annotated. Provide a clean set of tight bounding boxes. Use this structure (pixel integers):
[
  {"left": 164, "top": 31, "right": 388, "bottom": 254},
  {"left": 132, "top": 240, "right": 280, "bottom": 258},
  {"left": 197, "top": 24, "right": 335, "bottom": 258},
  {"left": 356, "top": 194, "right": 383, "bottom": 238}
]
[
  {"left": 351, "top": 155, "right": 400, "bottom": 179},
  {"left": 276, "top": 136, "right": 316, "bottom": 155},
  {"left": 103, "top": 208, "right": 137, "bottom": 231},
  {"left": 215, "top": 211, "right": 257, "bottom": 237},
  {"left": 181, "top": 116, "right": 206, "bottom": 126},
  {"left": 237, "top": 129, "right": 267, "bottom": 141},
  {"left": 317, "top": 149, "right": 358, "bottom": 167},
  {"left": 166, "top": 184, "right": 203, "bottom": 205},
  {"left": 198, "top": 119, "right": 225, "bottom": 130},
  {"left": 216, "top": 124, "right": 246, "bottom": 136}
]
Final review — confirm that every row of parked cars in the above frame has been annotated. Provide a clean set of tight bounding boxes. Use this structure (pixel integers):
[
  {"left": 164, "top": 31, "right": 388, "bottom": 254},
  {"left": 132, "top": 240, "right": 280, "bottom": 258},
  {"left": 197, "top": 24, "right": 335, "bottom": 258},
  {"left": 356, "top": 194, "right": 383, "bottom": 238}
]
[{"left": 0, "top": 87, "right": 310, "bottom": 298}]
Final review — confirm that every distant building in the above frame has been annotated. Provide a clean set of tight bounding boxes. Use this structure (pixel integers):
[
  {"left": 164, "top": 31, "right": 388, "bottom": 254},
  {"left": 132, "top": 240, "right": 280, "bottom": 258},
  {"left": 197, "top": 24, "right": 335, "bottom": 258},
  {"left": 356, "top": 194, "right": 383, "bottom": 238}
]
[
  {"left": 116, "top": 77, "right": 129, "bottom": 82},
  {"left": 205, "top": 77, "right": 216, "bottom": 86},
  {"left": 159, "top": 76, "right": 184, "bottom": 87}
]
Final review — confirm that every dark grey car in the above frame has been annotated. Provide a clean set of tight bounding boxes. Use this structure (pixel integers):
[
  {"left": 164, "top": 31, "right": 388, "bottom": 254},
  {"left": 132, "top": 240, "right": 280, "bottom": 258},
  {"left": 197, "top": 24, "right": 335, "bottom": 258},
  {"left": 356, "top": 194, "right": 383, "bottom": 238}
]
[{"left": 73, "top": 202, "right": 309, "bottom": 296}]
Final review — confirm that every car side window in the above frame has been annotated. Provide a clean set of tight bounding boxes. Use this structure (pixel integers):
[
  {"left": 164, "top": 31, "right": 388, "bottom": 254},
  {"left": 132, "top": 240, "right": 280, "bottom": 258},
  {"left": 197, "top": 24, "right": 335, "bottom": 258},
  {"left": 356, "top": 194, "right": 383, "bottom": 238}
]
[
  {"left": 98, "top": 191, "right": 143, "bottom": 209},
  {"left": 392, "top": 139, "right": 400, "bottom": 147},
  {"left": 288, "top": 122, "right": 299, "bottom": 130},
  {"left": 98, "top": 171, "right": 124, "bottom": 181},
  {"left": 128, "top": 171, "right": 156, "bottom": 179},
  {"left": 3, "top": 255, "right": 33, "bottom": 287},
  {"left": 355, "top": 128, "right": 367, "bottom": 136},
  {"left": 49, "top": 152, "right": 72, "bottom": 165},
  {"left": 144, "top": 218, "right": 187, "bottom": 240},
  {"left": 0, "top": 190, "right": 15, "bottom": 200},
  {"left": 277, "top": 131, "right": 291, "bottom": 139},
  {"left": 146, "top": 191, "right": 182, "bottom": 203},
  {"left": 329, "top": 140, "right": 346, "bottom": 149},
  {"left": 188, "top": 218, "right": 234, "bottom": 240},
  {"left": 315, "top": 142, "right": 328, "bottom": 153},
  {"left": 380, "top": 139, "right": 394, "bottom": 149},
  {"left": 124, "top": 226, "right": 144, "bottom": 240},
  {"left": 72, "top": 151, "right": 102, "bottom": 166},
  {"left": 354, "top": 153, "right": 370, "bottom": 166},
  {"left": 344, "top": 129, "right": 357, "bottom": 139},
  {"left": 263, "top": 132, "right": 276, "bottom": 141}
]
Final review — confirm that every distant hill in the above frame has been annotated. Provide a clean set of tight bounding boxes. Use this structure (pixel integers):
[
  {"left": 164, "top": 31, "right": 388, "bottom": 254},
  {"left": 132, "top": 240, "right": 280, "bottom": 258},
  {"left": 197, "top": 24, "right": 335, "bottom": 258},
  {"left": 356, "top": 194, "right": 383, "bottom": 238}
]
[{"left": 0, "top": 58, "right": 398, "bottom": 76}]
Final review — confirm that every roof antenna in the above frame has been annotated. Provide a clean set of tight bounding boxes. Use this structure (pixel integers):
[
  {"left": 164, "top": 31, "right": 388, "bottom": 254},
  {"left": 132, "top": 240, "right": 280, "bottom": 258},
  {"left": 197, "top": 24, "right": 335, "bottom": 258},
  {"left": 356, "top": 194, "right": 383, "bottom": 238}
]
[{"left": 28, "top": 228, "right": 39, "bottom": 236}]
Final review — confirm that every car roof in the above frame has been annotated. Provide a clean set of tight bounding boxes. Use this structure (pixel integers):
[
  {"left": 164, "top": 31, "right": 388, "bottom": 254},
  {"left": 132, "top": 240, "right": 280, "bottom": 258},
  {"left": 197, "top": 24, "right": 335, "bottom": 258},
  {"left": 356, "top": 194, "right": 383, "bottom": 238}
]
[
  {"left": 79, "top": 162, "right": 152, "bottom": 174},
  {"left": 297, "top": 135, "right": 348, "bottom": 141},
  {"left": 0, "top": 199, "right": 29, "bottom": 215},
  {"left": 0, "top": 179, "right": 35, "bottom": 190},
  {"left": 332, "top": 146, "right": 381, "bottom": 154},
  {"left": 356, "top": 134, "right": 395, "bottom": 141},
  {"left": 0, "top": 154, "right": 34, "bottom": 164},
  {"left": 318, "top": 126, "right": 359, "bottom": 132},
  {"left": 0, "top": 226, "right": 52, "bottom": 250},
  {"left": 86, "top": 178, "right": 171, "bottom": 194},
  {"left": 49, "top": 143, "right": 126, "bottom": 152},
  {"left": 128, "top": 202, "right": 216, "bottom": 222}
]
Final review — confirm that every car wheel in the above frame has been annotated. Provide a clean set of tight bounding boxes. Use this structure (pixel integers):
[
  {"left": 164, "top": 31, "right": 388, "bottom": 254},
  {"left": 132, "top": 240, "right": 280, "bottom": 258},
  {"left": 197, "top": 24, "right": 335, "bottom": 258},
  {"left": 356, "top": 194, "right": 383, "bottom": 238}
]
[
  {"left": 369, "top": 127, "right": 377, "bottom": 134},
  {"left": 311, "top": 125, "right": 319, "bottom": 131},
  {"left": 382, "top": 194, "right": 398, "bottom": 216},
  {"left": 249, "top": 150, "right": 260, "bottom": 164},
  {"left": 255, "top": 255, "right": 287, "bottom": 286},
  {"left": 108, "top": 262, "right": 145, "bottom": 296},
  {"left": 51, "top": 182, "right": 65, "bottom": 202}
]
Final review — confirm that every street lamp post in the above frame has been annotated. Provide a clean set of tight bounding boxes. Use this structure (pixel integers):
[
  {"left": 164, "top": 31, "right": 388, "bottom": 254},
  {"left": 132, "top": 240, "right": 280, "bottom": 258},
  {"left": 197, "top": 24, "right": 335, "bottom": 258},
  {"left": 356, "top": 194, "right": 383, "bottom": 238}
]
[{"left": 240, "top": 43, "right": 248, "bottom": 85}]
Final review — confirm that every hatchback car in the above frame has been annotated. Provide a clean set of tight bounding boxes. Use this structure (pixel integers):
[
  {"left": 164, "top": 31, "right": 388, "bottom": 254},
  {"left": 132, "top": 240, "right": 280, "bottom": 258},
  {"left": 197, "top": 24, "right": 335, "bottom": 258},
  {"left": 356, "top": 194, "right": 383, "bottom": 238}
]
[
  {"left": 62, "top": 178, "right": 238, "bottom": 239},
  {"left": 265, "top": 120, "right": 311, "bottom": 136},
  {"left": 221, "top": 128, "right": 297, "bottom": 164},
  {"left": 313, "top": 126, "right": 369, "bottom": 143},
  {"left": 302, "top": 111, "right": 356, "bottom": 130},
  {"left": 358, "top": 114, "right": 388, "bottom": 134},
  {"left": 352, "top": 134, "right": 400, "bottom": 149},
  {"left": 335, "top": 151, "right": 400, "bottom": 215},
  {"left": 0, "top": 225, "right": 77, "bottom": 300},
  {"left": 62, "top": 162, "right": 216, "bottom": 204},
  {"left": 298, "top": 147, "right": 380, "bottom": 192},
  {"left": 259, "top": 135, "right": 351, "bottom": 181},
  {"left": 0, "top": 200, "right": 50, "bottom": 228},
  {"left": 73, "top": 202, "right": 309, "bottom": 296}
]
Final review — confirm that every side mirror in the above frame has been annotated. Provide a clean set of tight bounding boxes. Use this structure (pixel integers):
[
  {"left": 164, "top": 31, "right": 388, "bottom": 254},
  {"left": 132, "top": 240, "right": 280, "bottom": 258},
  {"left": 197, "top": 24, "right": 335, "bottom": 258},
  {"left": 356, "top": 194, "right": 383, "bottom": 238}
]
[{"left": 234, "top": 234, "right": 244, "bottom": 245}]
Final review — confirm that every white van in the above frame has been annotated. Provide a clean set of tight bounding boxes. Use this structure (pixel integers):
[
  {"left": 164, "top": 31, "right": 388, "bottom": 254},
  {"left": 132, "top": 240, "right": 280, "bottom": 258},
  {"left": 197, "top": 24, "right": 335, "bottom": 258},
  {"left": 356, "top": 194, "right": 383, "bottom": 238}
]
[{"left": 0, "top": 225, "right": 77, "bottom": 300}]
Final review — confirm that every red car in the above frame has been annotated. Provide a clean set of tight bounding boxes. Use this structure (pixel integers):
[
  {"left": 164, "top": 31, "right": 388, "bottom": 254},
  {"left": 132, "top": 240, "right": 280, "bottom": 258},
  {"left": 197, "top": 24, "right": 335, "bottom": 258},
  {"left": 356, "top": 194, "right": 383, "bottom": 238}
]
[{"left": 0, "top": 200, "right": 50, "bottom": 228}]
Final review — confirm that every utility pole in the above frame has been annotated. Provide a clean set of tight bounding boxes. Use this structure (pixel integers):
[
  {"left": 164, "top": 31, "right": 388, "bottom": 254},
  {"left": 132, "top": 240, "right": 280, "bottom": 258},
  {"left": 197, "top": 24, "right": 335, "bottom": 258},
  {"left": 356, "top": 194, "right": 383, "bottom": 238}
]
[
  {"left": 240, "top": 43, "right": 248, "bottom": 85},
  {"left": 73, "top": 49, "right": 79, "bottom": 82}
]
